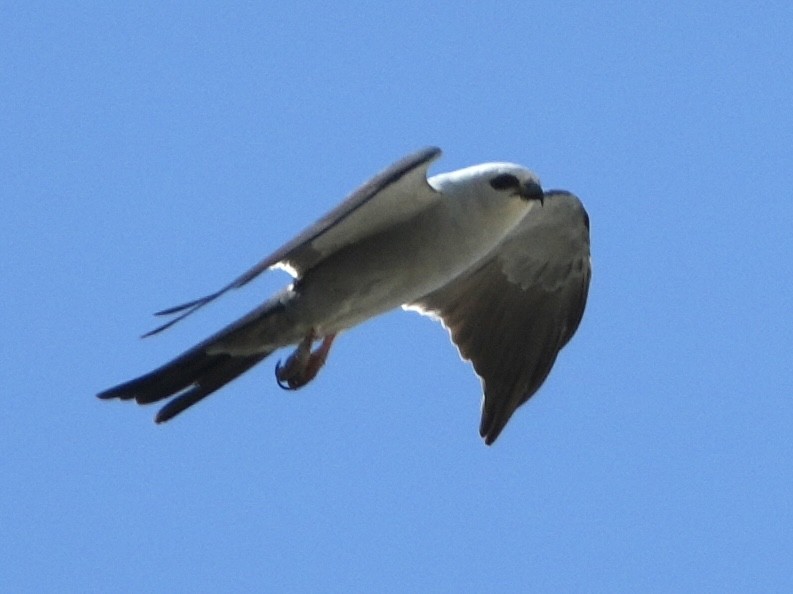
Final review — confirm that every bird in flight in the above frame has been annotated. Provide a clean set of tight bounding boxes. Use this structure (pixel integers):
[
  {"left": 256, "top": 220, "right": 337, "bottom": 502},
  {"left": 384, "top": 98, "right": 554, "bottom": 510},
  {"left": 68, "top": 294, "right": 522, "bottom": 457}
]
[{"left": 98, "top": 147, "right": 591, "bottom": 444}]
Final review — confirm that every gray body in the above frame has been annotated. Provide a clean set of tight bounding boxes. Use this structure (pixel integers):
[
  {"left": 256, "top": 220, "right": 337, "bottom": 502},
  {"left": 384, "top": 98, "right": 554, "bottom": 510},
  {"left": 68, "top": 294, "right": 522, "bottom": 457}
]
[{"left": 99, "top": 147, "right": 590, "bottom": 444}]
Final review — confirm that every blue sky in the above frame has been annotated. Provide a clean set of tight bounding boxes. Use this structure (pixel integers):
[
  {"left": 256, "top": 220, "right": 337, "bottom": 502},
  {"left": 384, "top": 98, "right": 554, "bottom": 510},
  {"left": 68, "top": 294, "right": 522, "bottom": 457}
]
[{"left": 2, "top": 2, "right": 792, "bottom": 591}]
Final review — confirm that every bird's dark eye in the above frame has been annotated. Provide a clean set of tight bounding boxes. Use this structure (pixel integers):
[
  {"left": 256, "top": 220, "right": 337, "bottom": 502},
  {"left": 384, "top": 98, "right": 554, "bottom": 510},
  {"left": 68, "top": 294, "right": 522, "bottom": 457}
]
[{"left": 489, "top": 173, "right": 521, "bottom": 191}]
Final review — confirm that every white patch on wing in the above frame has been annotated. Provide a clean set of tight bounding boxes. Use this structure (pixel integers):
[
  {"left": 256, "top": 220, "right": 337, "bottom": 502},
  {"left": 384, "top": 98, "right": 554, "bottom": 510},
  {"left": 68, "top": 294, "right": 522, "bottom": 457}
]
[{"left": 273, "top": 260, "right": 299, "bottom": 278}]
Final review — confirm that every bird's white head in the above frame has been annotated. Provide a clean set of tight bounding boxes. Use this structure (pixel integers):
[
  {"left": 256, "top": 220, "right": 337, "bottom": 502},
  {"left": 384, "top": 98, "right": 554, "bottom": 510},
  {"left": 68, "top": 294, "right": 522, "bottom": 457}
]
[{"left": 429, "top": 162, "right": 544, "bottom": 204}]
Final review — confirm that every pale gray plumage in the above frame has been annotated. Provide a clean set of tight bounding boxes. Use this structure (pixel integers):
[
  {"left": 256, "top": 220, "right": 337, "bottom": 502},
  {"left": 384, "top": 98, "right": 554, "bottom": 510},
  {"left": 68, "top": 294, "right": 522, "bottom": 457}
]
[{"left": 98, "top": 147, "right": 590, "bottom": 444}]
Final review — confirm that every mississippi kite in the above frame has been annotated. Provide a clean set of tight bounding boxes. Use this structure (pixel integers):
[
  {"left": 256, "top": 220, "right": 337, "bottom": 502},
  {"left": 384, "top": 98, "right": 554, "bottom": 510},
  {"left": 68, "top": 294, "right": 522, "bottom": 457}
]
[{"left": 98, "top": 147, "right": 591, "bottom": 444}]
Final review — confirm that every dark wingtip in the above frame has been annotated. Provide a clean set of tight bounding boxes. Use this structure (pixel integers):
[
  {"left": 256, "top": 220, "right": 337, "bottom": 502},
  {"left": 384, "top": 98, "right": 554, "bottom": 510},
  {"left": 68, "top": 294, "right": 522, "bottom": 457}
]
[
  {"left": 481, "top": 430, "right": 498, "bottom": 446},
  {"left": 144, "top": 291, "right": 225, "bottom": 337},
  {"left": 154, "top": 294, "right": 213, "bottom": 317},
  {"left": 141, "top": 316, "right": 181, "bottom": 338},
  {"left": 479, "top": 415, "right": 503, "bottom": 446},
  {"left": 142, "top": 299, "right": 211, "bottom": 337}
]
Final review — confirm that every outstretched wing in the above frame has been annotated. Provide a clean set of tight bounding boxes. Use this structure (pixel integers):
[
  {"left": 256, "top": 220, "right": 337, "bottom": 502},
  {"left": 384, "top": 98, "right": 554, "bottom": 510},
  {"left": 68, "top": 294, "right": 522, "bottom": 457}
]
[
  {"left": 408, "top": 190, "right": 591, "bottom": 445},
  {"left": 146, "top": 147, "right": 442, "bottom": 336}
]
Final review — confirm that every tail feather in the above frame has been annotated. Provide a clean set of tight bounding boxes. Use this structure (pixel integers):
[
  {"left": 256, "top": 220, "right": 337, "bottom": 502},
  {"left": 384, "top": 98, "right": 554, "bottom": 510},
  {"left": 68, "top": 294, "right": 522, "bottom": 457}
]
[
  {"left": 98, "top": 346, "right": 219, "bottom": 404},
  {"left": 98, "top": 297, "right": 286, "bottom": 421},
  {"left": 154, "top": 352, "right": 269, "bottom": 422},
  {"left": 98, "top": 347, "right": 272, "bottom": 422}
]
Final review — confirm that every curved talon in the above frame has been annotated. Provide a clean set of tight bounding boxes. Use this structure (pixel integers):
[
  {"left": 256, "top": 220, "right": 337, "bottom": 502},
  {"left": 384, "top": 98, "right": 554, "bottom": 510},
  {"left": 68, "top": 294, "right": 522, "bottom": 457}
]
[
  {"left": 275, "top": 360, "right": 297, "bottom": 390},
  {"left": 273, "top": 332, "right": 337, "bottom": 392}
]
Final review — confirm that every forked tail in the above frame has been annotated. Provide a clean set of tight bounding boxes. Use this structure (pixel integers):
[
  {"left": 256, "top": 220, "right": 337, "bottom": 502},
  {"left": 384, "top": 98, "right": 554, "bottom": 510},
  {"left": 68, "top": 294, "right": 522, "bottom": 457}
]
[
  {"left": 98, "top": 344, "right": 273, "bottom": 422},
  {"left": 98, "top": 297, "right": 289, "bottom": 422}
]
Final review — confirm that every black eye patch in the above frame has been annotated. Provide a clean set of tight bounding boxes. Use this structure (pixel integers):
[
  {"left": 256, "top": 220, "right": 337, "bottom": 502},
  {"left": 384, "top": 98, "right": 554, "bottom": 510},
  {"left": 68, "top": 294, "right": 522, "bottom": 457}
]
[{"left": 489, "top": 173, "right": 521, "bottom": 191}]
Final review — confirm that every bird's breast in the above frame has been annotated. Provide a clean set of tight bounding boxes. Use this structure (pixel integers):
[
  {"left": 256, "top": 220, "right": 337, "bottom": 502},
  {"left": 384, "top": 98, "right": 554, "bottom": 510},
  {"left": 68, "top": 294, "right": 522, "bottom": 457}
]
[{"left": 288, "top": 197, "right": 534, "bottom": 334}]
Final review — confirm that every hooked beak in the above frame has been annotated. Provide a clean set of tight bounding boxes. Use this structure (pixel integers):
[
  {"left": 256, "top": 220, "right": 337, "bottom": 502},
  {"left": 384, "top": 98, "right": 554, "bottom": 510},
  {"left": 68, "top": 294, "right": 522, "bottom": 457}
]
[{"left": 520, "top": 180, "right": 545, "bottom": 205}]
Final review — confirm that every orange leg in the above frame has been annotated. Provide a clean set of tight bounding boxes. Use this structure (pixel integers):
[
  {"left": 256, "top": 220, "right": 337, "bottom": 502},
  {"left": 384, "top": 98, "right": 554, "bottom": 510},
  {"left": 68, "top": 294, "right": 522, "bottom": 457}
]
[{"left": 275, "top": 331, "right": 337, "bottom": 390}]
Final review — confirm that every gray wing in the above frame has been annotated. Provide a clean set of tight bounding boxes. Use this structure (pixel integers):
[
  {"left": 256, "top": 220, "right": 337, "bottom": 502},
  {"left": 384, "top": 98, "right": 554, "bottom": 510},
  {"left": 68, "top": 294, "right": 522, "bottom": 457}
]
[
  {"left": 408, "top": 190, "right": 591, "bottom": 445},
  {"left": 146, "top": 147, "right": 442, "bottom": 336}
]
